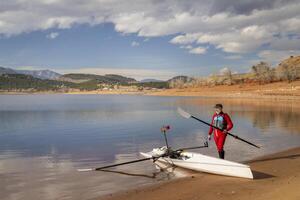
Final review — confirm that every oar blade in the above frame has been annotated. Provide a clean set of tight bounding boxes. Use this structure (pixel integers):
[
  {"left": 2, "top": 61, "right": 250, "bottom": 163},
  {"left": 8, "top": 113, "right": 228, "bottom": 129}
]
[
  {"left": 77, "top": 168, "right": 94, "bottom": 172},
  {"left": 177, "top": 107, "right": 191, "bottom": 119}
]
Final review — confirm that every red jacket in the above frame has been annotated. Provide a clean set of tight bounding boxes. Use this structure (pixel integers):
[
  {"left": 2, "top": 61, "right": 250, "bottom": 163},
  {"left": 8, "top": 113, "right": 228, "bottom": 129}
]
[{"left": 208, "top": 112, "right": 233, "bottom": 136}]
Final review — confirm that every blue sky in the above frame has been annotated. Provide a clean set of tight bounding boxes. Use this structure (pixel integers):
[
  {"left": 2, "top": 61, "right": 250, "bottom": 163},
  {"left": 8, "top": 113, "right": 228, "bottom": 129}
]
[{"left": 1, "top": 0, "right": 300, "bottom": 80}]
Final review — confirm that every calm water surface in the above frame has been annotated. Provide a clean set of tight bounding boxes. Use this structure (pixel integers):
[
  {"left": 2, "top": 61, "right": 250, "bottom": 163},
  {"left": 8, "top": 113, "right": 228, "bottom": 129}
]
[{"left": 0, "top": 94, "right": 300, "bottom": 200}]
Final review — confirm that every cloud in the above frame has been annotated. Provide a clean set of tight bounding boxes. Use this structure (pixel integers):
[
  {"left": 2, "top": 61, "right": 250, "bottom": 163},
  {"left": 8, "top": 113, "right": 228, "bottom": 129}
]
[
  {"left": 224, "top": 55, "right": 243, "bottom": 60},
  {"left": 0, "top": 0, "right": 300, "bottom": 63},
  {"left": 131, "top": 41, "right": 140, "bottom": 47},
  {"left": 170, "top": 33, "right": 200, "bottom": 45},
  {"left": 209, "top": 0, "right": 299, "bottom": 15},
  {"left": 46, "top": 32, "right": 59, "bottom": 39},
  {"left": 258, "top": 50, "right": 300, "bottom": 64},
  {"left": 173, "top": 25, "right": 274, "bottom": 53},
  {"left": 189, "top": 46, "right": 206, "bottom": 55},
  {"left": 180, "top": 45, "right": 193, "bottom": 49}
]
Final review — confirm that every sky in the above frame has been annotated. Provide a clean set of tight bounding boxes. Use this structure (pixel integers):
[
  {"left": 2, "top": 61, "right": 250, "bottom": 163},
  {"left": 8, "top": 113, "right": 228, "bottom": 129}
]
[{"left": 0, "top": 0, "right": 300, "bottom": 80}]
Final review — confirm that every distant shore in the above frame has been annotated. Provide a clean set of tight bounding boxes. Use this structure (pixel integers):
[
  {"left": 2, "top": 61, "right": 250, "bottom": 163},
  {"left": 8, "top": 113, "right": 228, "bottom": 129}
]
[
  {"left": 148, "top": 80, "right": 300, "bottom": 100},
  {"left": 1, "top": 80, "right": 300, "bottom": 101},
  {"left": 97, "top": 147, "right": 300, "bottom": 200}
]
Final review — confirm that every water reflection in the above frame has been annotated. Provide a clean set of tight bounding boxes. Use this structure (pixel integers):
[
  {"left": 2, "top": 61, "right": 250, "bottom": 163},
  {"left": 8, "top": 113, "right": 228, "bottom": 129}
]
[
  {"left": 182, "top": 98, "right": 300, "bottom": 135},
  {"left": 0, "top": 95, "right": 300, "bottom": 200}
]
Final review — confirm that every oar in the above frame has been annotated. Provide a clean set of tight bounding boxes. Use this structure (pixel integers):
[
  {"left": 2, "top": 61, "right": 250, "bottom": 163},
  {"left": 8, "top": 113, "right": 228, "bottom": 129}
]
[
  {"left": 177, "top": 107, "right": 260, "bottom": 148},
  {"left": 177, "top": 141, "right": 208, "bottom": 151},
  {"left": 77, "top": 155, "right": 166, "bottom": 172}
]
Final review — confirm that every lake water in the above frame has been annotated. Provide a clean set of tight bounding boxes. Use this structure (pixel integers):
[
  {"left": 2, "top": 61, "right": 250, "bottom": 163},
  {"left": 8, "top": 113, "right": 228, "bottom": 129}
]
[{"left": 0, "top": 94, "right": 300, "bottom": 200}]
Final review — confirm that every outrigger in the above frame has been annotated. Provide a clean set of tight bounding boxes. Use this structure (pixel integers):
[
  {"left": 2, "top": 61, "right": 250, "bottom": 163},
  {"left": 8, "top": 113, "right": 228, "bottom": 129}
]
[{"left": 78, "top": 108, "right": 259, "bottom": 179}]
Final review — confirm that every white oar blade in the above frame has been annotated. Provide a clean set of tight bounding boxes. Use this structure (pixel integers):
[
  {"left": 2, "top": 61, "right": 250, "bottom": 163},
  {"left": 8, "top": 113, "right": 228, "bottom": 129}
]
[
  {"left": 177, "top": 107, "right": 191, "bottom": 119},
  {"left": 77, "top": 168, "right": 94, "bottom": 172}
]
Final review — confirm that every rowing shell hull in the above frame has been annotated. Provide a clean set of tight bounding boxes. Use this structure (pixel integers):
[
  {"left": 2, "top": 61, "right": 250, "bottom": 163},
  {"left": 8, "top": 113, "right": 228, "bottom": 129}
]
[{"left": 140, "top": 151, "right": 253, "bottom": 179}]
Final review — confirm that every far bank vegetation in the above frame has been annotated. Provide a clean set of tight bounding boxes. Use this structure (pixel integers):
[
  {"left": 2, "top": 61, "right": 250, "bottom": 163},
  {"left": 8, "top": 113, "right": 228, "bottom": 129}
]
[{"left": 169, "top": 55, "right": 300, "bottom": 88}]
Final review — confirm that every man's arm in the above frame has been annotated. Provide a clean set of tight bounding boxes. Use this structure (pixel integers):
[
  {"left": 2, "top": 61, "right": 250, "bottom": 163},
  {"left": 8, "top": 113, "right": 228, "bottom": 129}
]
[{"left": 224, "top": 113, "right": 233, "bottom": 132}]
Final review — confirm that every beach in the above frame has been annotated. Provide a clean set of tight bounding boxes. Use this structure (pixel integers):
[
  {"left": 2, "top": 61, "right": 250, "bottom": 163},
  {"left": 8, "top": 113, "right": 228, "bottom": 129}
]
[
  {"left": 99, "top": 147, "right": 300, "bottom": 200},
  {"left": 148, "top": 80, "right": 300, "bottom": 100},
  {"left": 2, "top": 80, "right": 300, "bottom": 101}
]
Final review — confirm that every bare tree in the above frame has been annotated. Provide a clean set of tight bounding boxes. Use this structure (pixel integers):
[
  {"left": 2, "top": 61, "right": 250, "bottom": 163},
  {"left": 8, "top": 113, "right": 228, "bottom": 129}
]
[
  {"left": 219, "top": 67, "right": 233, "bottom": 85},
  {"left": 251, "top": 62, "right": 275, "bottom": 83},
  {"left": 169, "top": 79, "right": 185, "bottom": 88}
]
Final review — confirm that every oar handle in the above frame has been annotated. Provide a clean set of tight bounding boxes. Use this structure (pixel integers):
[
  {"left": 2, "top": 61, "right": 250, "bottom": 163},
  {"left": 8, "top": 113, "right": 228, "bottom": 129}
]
[
  {"left": 177, "top": 144, "right": 208, "bottom": 151},
  {"left": 226, "top": 132, "right": 260, "bottom": 148}
]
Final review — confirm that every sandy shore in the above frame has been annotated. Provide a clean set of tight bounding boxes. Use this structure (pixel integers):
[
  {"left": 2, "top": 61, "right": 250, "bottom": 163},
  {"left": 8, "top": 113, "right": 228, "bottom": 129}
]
[
  {"left": 98, "top": 147, "right": 300, "bottom": 200},
  {"left": 2, "top": 80, "right": 300, "bottom": 100},
  {"left": 148, "top": 80, "right": 300, "bottom": 100}
]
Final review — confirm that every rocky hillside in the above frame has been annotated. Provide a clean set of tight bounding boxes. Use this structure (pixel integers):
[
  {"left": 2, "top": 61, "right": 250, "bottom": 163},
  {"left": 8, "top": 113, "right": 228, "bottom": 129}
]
[
  {"left": 59, "top": 73, "right": 137, "bottom": 84},
  {"left": 278, "top": 55, "right": 300, "bottom": 67},
  {"left": 276, "top": 55, "right": 300, "bottom": 81}
]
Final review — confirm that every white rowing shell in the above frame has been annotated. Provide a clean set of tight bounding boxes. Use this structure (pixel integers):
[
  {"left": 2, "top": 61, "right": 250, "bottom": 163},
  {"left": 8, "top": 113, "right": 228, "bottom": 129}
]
[{"left": 140, "top": 151, "right": 253, "bottom": 179}]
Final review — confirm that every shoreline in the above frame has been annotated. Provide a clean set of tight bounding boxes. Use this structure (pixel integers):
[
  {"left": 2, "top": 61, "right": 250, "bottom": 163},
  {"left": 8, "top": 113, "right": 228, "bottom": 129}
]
[
  {"left": 1, "top": 91, "right": 300, "bottom": 101},
  {"left": 97, "top": 147, "right": 300, "bottom": 200},
  {"left": 1, "top": 80, "right": 300, "bottom": 101}
]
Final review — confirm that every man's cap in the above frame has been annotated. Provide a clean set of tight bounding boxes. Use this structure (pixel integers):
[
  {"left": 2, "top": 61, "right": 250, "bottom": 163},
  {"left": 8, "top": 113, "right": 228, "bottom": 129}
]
[{"left": 214, "top": 104, "right": 223, "bottom": 109}]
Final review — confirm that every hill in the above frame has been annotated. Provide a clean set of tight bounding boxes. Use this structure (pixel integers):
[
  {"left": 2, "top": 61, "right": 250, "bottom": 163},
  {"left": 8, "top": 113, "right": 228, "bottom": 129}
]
[
  {"left": 59, "top": 73, "right": 137, "bottom": 84},
  {"left": 16, "top": 69, "right": 61, "bottom": 80},
  {"left": 0, "top": 74, "right": 72, "bottom": 91},
  {"left": 276, "top": 55, "right": 300, "bottom": 81},
  {"left": 167, "top": 75, "right": 193, "bottom": 83},
  {"left": 0, "top": 67, "right": 16, "bottom": 75},
  {"left": 0, "top": 66, "right": 61, "bottom": 80}
]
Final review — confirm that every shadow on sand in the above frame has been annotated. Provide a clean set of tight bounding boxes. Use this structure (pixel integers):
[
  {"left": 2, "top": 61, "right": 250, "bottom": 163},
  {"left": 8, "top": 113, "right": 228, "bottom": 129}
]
[
  {"left": 98, "top": 168, "right": 175, "bottom": 181},
  {"left": 248, "top": 153, "right": 300, "bottom": 180},
  {"left": 98, "top": 169, "right": 158, "bottom": 178},
  {"left": 248, "top": 153, "right": 300, "bottom": 164},
  {"left": 252, "top": 170, "right": 275, "bottom": 179}
]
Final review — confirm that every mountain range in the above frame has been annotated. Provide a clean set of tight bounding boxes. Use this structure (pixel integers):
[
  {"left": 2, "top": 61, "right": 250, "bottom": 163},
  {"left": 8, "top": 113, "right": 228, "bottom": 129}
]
[
  {"left": 0, "top": 66, "right": 190, "bottom": 91},
  {"left": 0, "top": 67, "right": 61, "bottom": 80},
  {"left": 0, "top": 66, "right": 139, "bottom": 83}
]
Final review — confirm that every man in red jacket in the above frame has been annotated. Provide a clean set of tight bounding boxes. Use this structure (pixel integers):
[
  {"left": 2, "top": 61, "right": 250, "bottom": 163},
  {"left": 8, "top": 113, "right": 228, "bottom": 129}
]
[{"left": 208, "top": 104, "right": 233, "bottom": 159}]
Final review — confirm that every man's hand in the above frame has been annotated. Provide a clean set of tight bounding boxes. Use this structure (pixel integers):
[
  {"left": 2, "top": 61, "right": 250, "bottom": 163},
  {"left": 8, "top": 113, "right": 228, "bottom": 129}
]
[
  {"left": 207, "top": 135, "right": 211, "bottom": 141},
  {"left": 223, "top": 130, "right": 228, "bottom": 134}
]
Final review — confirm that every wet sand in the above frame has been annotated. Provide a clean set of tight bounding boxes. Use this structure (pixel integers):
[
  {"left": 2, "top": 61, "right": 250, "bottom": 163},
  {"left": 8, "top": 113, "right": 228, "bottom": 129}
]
[{"left": 98, "top": 147, "right": 300, "bottom": 200}]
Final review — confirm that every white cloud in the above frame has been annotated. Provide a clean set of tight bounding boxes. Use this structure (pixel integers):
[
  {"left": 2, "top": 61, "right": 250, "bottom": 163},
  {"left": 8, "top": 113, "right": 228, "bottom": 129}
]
[
  {"left": 258, "top": 50, "right": 300, "bottom": 64},
  {"left": 0, "top": 0, "right": 300, "bottom": 63},
  {"left": 46, "top": 32, "right": 59, "bottom": 39},
  {"left": 131, "top": 41, "right": 140, "bottom": 47},
  {"left": 180, "top": 45, "right": 193, "bottom": 49},
  {"left": 170, "top": 33, "right": 200, "bottom": 45},
  {"left": 189, "top": 46, "right": 206, "bottom": 55}
]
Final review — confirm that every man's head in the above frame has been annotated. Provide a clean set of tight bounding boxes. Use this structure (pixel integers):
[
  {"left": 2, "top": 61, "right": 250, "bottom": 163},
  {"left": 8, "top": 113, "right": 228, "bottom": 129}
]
[{"left": 214, "top": 104, "right": 223, "bottom": 114}]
